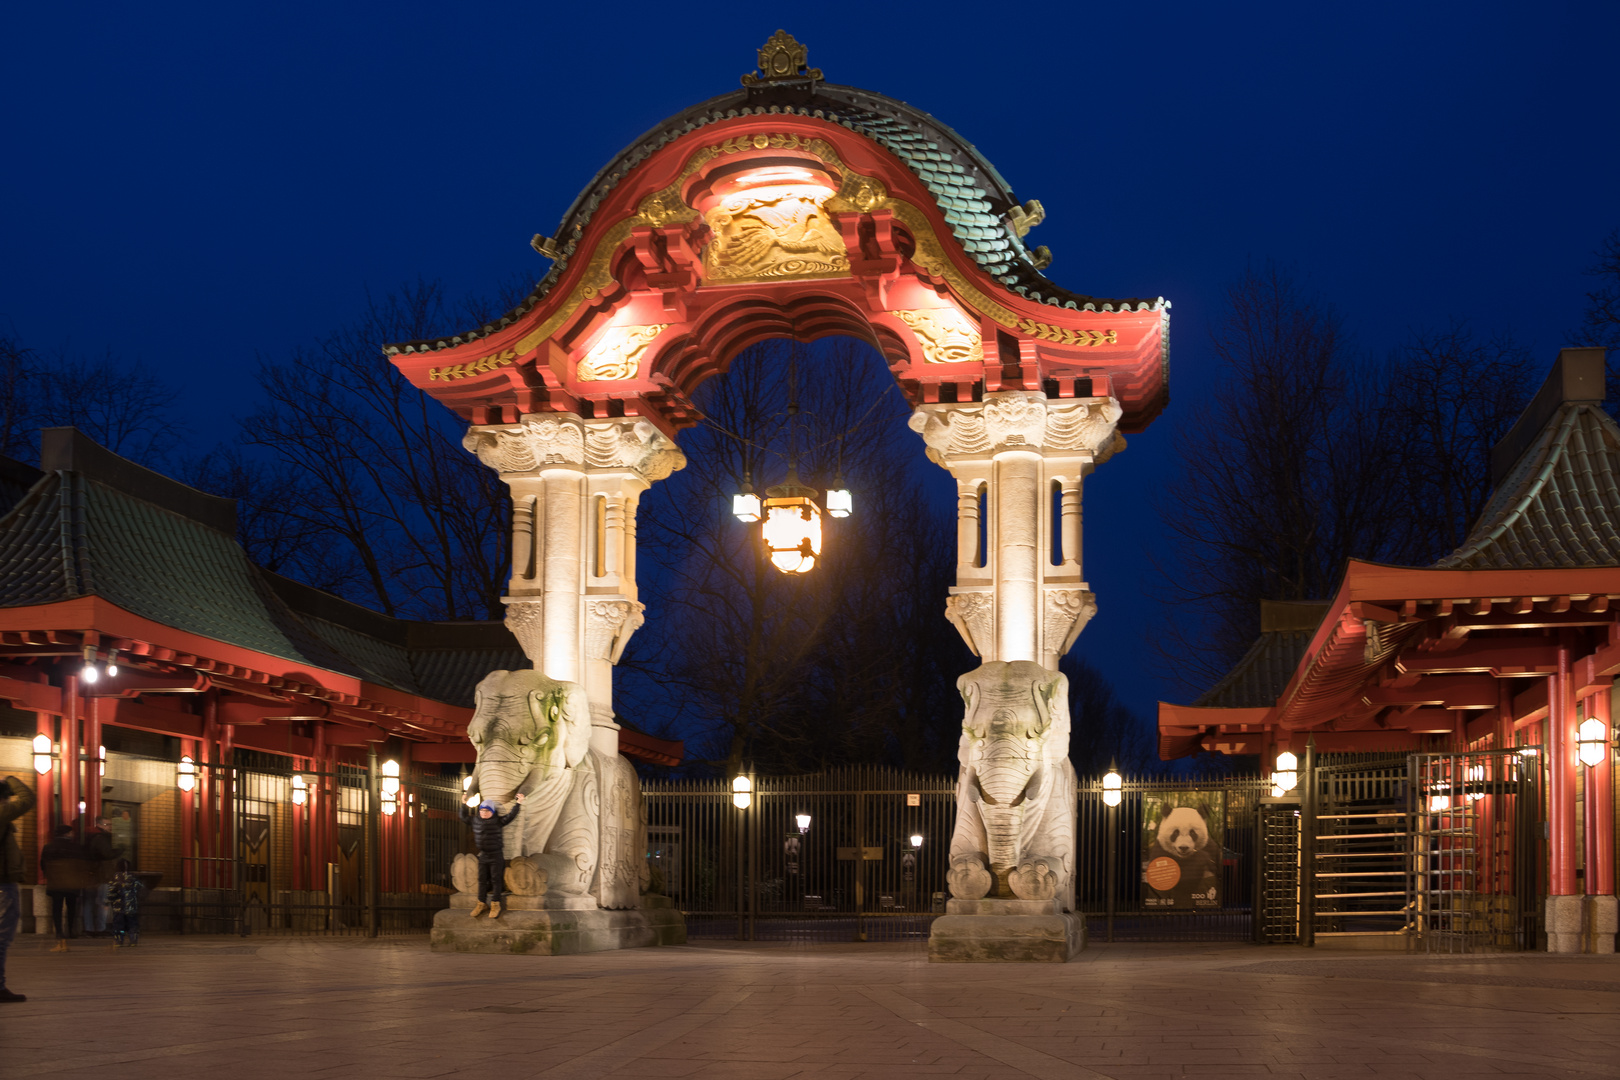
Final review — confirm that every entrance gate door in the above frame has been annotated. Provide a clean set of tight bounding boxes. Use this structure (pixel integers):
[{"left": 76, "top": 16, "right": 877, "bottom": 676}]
[
  {"left": 643, "top": 767, "right": 955, "bottom": 943},
  {"left": 1409, "top": 749, "right": 1542, "bottom": 952}
]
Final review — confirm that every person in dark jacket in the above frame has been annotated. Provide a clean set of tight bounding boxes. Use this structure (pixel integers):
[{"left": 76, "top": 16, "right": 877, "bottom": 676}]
[
  {"left": 40, "top": 824, "right": 92, "bottom": 952},
  {"left": 82, "top": 816, "right": 116, "bottom": 937},
  {"left": 458, "top": 793, "right": 522, "bottom": 918},
  {"left": 0, "top": 774, "right": 39, "bottom": 1003}
]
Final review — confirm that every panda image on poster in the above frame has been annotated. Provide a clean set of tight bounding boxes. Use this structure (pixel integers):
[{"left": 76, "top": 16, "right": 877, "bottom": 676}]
[{"left": 1141, "top": 793, "right": 1223, "bottom": 909}]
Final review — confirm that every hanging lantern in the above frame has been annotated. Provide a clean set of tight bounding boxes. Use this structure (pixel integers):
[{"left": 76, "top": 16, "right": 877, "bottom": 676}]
[
  {"left": 177, "top": 755, "right": 196, "bottom": 793},
  {"left": 826, "top": 475, "right": 852, "bottom": 519},
  {"left": 761, "top": 472, "right": 822, "bottom": 574},
  {"left": 732, "top": 477, "right": 761, "bottom": 523}
]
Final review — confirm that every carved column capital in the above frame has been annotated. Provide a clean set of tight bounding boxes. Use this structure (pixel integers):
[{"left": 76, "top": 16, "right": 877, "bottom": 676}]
[
  {"left": 945, "top": 589, "right": 995, "bottom": 658},
  {"left": 1042, "top": 587, "right": 1097, "bottom": 662},
  {"left": 908, "top": 393, "right": 1123, "bottom": 471},
  {"left": 583, "top": 598, "right": 646, "bottom": 665},
  {"left": 503, "top": 598, "right": 544, "bottom": 667},
  {"left": 463, "top": 414, "right": 687, "bottom": 483}
]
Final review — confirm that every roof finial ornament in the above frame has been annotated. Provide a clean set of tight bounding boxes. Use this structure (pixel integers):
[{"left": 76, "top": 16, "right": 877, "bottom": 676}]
[{"left": 742, "top": 30, "right": 823, "bottom": 87}]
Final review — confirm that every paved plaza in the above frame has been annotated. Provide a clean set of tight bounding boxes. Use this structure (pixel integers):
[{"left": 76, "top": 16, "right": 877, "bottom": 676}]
[{"left": 2, "top": 935, "right": 1618, "bottom": 1079}]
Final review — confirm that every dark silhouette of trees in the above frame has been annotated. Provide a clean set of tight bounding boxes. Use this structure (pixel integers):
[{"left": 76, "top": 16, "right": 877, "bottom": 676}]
[
  {"left": 0, "top": 334, "right": 179, "bottom": 466},
  {"left": 225, "top": 280, "right": 523, "bottom": 620},
  {"left": 618, "top": 338, "right": 974, "bottom": 777},
  {"left": 1156, "top": 268, "right": 1532, "bottom": 693}
]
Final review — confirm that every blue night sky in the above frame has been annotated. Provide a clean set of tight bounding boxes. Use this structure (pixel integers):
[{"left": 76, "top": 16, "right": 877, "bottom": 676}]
[{"left": 4, "top": 2, "right": 1617, "bottom": 727}]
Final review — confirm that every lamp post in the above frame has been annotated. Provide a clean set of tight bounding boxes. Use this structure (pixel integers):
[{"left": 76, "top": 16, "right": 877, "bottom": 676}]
[
  {"left": 1103, "top": 762, "right": 1121, "bottom": 943},
  {"left": 732, "top": 772, "right": 754, "bottom": 940}
]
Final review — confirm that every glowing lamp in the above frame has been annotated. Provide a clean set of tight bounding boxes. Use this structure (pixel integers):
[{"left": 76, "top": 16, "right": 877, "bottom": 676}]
[
  {"left": 291, "top": 774, "right": 308, "bottom": 806},
  {"left": 1102, "top": 767, "right": 1122, "bottom": 808},
  {"left": 462, "top": 773, "right": 474, "bottom": 792},
  {"left": 1466, "top": 763, "right": 1485, "bottom": 802},
  {"left": 177, "top": 755, "right": 196, "bottom": 793},
  {"left": 98, "top": 744, "right": 106, "bottom": 778},
  {"left": 731, "top": 774, "right": 753, "bottom": 809},
  {"left": 381, "top": 797, "right": 398, "bottom": 816},
  {"left": 761, "top": 474, "right": 822, "bottom": 574},
  {"left": 732, "top": 490, "right": 762, "bottom": 523},
  {"left": 106, "top": 649, "right": 118, "bottom": 677},
  {"left": 1272, "top": 751, "right": 1298, "bottom": 794},
  {"left": 909, "top": 833, "right": 924, "bottom": 849},
  {"left": 795, "top": 813, "right": 811, "bottom": 834},
  {"left": 32, "top": 734, "right": 52, "bottom": 776},
  {"left": 826, "top": 487, "right": 852, "bottom": 518},
  {"left": 465, "top": 794, "right": 480, "bottom": 808},
  {"left": 1578, "top": 716, "right": 1609, "bottom": 768},
  {"left": 380, "top": 759, "right": 401, "bottom": 796},
  {"left": 1428, "top": 784, "right": 1450, "bottom": 813}
]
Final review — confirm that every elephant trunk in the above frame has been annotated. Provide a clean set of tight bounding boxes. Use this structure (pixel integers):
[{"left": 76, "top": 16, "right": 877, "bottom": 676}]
[
  {"left": 981, "top": 802, "right": 1026, "bottom": 877},
  {"left": 474, "top": 752, "right": 529, "bottom": 805}
]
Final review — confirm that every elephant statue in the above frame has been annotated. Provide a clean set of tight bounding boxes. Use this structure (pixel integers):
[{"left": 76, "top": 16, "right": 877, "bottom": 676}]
[
  {"left": 461, "top": 668, "right": 645, "bottom": 909},
  {"left": 946, "top": 660, "right": 1077, "bottom": 909}
]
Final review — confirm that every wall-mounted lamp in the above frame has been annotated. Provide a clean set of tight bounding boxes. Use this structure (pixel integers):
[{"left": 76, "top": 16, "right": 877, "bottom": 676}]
[
  {"left": 731, "top": 774, "right": 752, "bottom": 809},
  {"left": 31, "top": 734, "right": 53, "bottom": 776},
  {"left": 1271, "top": 752, "right": 1298, "bottom": 798},
  {"left": 380, "top": 759, "right": 400, "bottom": 815},
  {"left": 177, "top": 755, "right": 196, "bottom": 793},
  {"left": 291, "top": 774, "right": 308, "bottom": 806},
  {"left": 795, "top": 812, "right": 811, "bottom": 834},
  {"left": 909, "top": 833, "right": 924, "bottom": 849},
  {"left": 1578, "top": 715, "right": 1609, "bottom": 768}
]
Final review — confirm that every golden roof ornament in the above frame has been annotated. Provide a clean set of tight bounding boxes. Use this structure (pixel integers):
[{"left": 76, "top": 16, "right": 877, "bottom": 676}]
[{"left": 742, "top": 30, "right": 823, "bottom": 86}]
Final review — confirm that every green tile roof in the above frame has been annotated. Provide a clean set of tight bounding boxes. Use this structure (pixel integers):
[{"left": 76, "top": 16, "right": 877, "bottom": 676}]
[
  {"left": 1438, "top": 403, "right": 1620, "bottom": 570},
  {"left": 388, "top": 81, "right": 1164, "bottom": 357},
  {"left": 0, "top": 464, "right": 522, "bottom": 708}
]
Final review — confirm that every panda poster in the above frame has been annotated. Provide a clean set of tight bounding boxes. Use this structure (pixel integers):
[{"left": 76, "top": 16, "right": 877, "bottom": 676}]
[{"left": 1141, "top": 793, "right": 1223, "bottom": 909}]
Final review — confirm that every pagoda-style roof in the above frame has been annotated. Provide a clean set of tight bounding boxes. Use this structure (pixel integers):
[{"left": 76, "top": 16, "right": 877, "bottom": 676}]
[
  {"left": 387, "top": 81, "right": 1161, "bottom": 362},
  {"left": 1193, "top": 600, "right": 1329, "bottom": 709},
  {"left": 1438, "top": 348, "right": 1620, "bottom": 569},
  {"left": 384, "top": 33, "right": 1171, "bottom": 438},
  {"left": 1159, "top": 347, "right": 1620, "bottom": 760}
]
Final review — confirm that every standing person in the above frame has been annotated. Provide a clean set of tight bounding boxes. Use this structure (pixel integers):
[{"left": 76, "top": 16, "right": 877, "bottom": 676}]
[
  {"left": 40, "top": 824, "right": 91, "bottom": 953},
  {"left": 458, "top": 793, "right": 522, "bottom": 919},
  {"left": 82, "top": 816, "right": 116, "bottom": 938},
  {"left": 108, "top": 859, "right": 144, "bottom": 947},
  {"left": 0, "top": 774, "right": 38, "bottom": 1003}
]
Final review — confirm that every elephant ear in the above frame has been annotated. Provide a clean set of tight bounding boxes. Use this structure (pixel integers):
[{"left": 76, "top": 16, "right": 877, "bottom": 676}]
[
  {"left": 466, "top": 671, "right": 507, "bottom": 749},
  {"left": 1041, "top": 669, "right": 1071, "bottom": 763},
  {"left": 560, "top": 682, "right": 592, "bottom": 768}
]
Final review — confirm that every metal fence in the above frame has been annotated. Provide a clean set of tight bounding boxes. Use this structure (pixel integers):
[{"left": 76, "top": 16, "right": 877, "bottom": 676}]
[{"left": 644, "top": 766, "right": 955, "bottom": 944}]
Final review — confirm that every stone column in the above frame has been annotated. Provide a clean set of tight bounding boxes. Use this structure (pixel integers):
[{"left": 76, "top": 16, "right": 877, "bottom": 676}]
[
  {"left": 463, "top": 415, "right": 685, "bottom": 756},
  {"left": 911, "top": 392, "right": 1121, "bottom": 960},
  {"left": 910, "top": 391, "right": 1119, "bottom": 665}
]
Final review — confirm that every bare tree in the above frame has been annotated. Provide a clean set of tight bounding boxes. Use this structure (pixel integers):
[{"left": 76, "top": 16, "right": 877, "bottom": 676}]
[
  {"left": 1154, "top": 268, "right": 1530, "bottom": 693},
  {"left": 0, "top": 333, "right": 180, "bottom": 468},
  {"left": 617, "top": 338, "right": 972, "bottom": 777},
  {"left": 1061, "top": 654, "right": 1157, "bottom": 777},
  {"left": 1570, "top": 227, "right": 1620, "bottom": 407},
  {"left": 234, "top": 279, "right": 525, "bottom": 620}
]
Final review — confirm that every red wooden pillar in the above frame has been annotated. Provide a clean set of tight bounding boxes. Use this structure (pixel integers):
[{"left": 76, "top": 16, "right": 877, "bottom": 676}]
[
  {"left": 1589, "top": 688, "right": 1615, "bottom": 897},
  {"left": 34, "top": 712, "right": 56, "bottom": 880},
  {"left": 312, "top": 722, "right": 328, "bottom": 894},
  {"left": 86, "top": 696, "right": 111, "bottom": 823},
  {"left": 200, "top": 694, "right": 218, "bottom": 886},
  {"left": 180, "top": 737, "right": 195, "bottom": 888},
  {"left": 1550, "top": 644, "right": 1579, "bottom": 896},
  {"left": 291, "top": 755, "right": 305, "bottom": 892},
  {"left": 63, "top": 673, "right": 84, "bottom": 833},
  {"left": 220, "top": 717, "right": 235, "bottom": 888}
]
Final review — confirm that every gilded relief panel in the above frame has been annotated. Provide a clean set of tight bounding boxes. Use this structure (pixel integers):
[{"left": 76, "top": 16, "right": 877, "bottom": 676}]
[{"left": 702, "top": 190, "right": 849, "bottom": 283}]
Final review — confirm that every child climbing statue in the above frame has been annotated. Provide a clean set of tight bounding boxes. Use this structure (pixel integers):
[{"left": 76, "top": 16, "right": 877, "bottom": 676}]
[{"left": 460, "top": 793, "right": 522, "bottom": 918}]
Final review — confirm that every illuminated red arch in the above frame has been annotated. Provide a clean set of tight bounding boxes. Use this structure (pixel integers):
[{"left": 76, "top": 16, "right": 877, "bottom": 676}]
[{"left": 388, "top": 54, "right": 1169, "bottom": 438}]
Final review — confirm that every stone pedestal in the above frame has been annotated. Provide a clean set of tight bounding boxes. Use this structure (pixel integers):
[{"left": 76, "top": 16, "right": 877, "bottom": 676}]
[
  {"left": 430, "top": 893, "right": 686, "bottom": 955},
  {"left": 1584, "top": 895, "right": 1617, "bottom": 954},
  {"left": 1546, "top": 894, "right": 1585, "bottom": 953},
  {"left": 927, "top": 898, "right": 1084, "bottom": 963}
]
